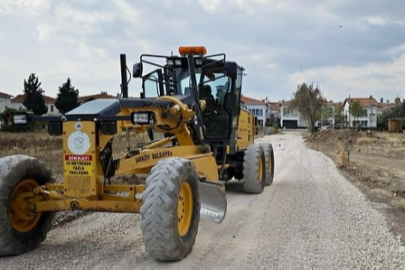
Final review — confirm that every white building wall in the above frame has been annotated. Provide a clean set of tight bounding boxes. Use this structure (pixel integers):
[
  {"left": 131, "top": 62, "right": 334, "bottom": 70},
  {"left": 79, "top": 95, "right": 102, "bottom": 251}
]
[
  {"left": 245, "top": 104, "right": 266, "bottom": 126},
  {"left": 0, "top": 97, "right": 11, "bottom": 113},
  {"left": 343, "top": 102, "right": 377, "bottom": 128},
  {"left": 280, "top": 104, "right": 308, "bottom": 127},
  {"left": 9, "top": 102, "right": 25, "bottom": 110},
  {"left": 9, "top": 101, "right": 60, "bottom": 115}
]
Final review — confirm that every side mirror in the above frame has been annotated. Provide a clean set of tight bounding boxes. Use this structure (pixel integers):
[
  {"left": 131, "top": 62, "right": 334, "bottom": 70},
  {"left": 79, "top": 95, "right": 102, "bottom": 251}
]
[
  {"left": 140, "top": 92, "right": 145, "bottom": 99},
  {"left": 133, "top": 63, "right": 143, "bottom": 78},
  {"left": 224, "top": 92, "right": 236, "bottom": 112},
  {"left": 224, "top": 61, "right": 237, "bottom": 79}
]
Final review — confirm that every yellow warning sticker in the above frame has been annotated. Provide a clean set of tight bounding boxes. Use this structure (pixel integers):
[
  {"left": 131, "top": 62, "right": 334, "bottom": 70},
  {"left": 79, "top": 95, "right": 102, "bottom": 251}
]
[{"left": 64, "top": 155, "right": 93, "bottom": 176}]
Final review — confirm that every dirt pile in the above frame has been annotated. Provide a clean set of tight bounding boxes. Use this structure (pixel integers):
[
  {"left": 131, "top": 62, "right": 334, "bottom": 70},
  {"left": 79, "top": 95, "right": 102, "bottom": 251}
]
[{"left": 306, "top": 129, "right": 360, "bottom": 146}]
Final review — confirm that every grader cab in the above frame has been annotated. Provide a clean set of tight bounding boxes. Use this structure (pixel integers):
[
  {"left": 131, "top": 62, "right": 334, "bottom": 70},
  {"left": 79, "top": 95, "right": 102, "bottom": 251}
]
[{"left": 0, "top": 46, "right": 274, "bottom": 261}]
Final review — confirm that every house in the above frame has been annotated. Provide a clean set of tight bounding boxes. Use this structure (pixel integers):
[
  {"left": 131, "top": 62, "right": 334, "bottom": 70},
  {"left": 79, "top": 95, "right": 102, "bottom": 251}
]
[
  {"left": 279, "top": 100, "right": 336, "bottom": 129},
  {"left": 376, "top": 98, "right": 399, "bottom": 115},
  {"left": 279, "top": 100, "right": 308, "bottom": 128},
  {"left": 343, "top": 96, "right": 379, "bottom": 128},
  {"left": 78, "top": 91, "right": 116, "bottom": 103},
  {"left": 266, "top": 102, "right": 281, "bottom": 126},
  {"left": 240, "top": 96, "right": 268, "bottom": 126},
  {"left": 1, "top": 90, "right": 117, "bottom": 116},
  {"left": 0, "top": 91, "right": 12, "bottom": 113},
  {"left": 318, "top": 101, "right": 338, "bottom": 127},
  {"left": 10, "top": 94, "right": 60, "bottom": 115}
]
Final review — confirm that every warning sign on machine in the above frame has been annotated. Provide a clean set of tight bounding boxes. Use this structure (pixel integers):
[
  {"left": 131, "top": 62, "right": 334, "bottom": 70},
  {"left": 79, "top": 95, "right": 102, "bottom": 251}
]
[{"left": 64, "top": 155, "right": 93, "bottom": 176}]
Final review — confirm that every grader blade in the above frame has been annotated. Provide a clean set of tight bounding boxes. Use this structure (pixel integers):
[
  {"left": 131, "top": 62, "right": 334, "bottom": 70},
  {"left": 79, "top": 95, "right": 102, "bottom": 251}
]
[{"left": 200, "top": 181, "right": 227, "bottom": 223}]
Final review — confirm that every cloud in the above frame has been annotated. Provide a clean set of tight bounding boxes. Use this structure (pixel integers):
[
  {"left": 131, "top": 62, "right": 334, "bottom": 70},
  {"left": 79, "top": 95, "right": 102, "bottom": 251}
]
[
  {"left": 198, "top": 0, "right": 221, "bottom": 12},
  {"left": 0, "top": 0, "right": 404, "bottom": 102},
  {"left": 288, "top": 52, "right": 405, "bottom": 101},
  {"left": 54, "top": 3, "right": 114, "bottom": 26},
  {"left": 387, "top": 43, "right": 405, "bottom": 56},
  {"left": 0, "top": 0, "right": 50, "bottom": 16},
  {"left": 365, "top": 16, "right": 387, "bottom": 26},
  {"left": 114, "top": 0, "right": 140, "bottom": 20},
  {"left": 35, "top": 22, "right": 56, "bottom": 42},
  {"left": 77, "top": 42, "right": 108, "bottom": 59}
]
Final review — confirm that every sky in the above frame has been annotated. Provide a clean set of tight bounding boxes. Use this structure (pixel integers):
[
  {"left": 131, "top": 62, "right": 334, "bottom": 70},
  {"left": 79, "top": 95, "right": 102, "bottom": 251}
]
[{"left": 0, "top": 0, "right": 404, "bottom": 103}]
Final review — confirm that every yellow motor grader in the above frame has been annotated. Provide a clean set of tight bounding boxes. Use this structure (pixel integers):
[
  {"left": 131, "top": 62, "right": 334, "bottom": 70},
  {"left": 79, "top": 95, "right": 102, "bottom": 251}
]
[{"left": 0, "top": 46, "right": 274, "bottom": 261}]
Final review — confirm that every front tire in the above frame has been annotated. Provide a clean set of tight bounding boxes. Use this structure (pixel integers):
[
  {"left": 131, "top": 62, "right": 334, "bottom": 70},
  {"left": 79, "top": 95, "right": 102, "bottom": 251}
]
[
  {"left": 260, "top": 143, "right": 275, "bottom": 186},
  {"left": 140, "top": 158, "right": 201, "bottom": 261},
  {"left": 243, "top": 145, "right": 266, "bottom": 194},
  {"left": 0, "top": 155, "right": 55, "bottom": 256}
]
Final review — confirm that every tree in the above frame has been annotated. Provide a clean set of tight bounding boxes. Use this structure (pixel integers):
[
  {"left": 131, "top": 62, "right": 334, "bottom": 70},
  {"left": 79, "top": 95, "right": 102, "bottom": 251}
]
[
  {"left": 349, "top": 100, "right": 363, "bottom": 128},
  {"left": 334, "top": 102, "right": 345, "bottom": 126},
  {"left": 23, "top": 73, "right": 48, "bottom": 115},
  {"left": 55, "top": 78, "right": 79, "bottom": 114},
  {"left": 320, "top": 104, "right": 333, "bottom": 126},
  {"left": 378, "top": 99, "right": 405, "bottom": 130},
  {"left": 289, "top": 83, "right": 326, "bottom": 133}
]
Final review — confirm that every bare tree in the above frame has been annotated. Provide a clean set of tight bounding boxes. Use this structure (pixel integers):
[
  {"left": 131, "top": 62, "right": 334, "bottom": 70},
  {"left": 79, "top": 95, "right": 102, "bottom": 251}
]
[
  {"left": 349, "top": 100, "right": 363, "bottom": 129},
  {"left": 289, "top": 83, "right": 326, "bottom": 133}
]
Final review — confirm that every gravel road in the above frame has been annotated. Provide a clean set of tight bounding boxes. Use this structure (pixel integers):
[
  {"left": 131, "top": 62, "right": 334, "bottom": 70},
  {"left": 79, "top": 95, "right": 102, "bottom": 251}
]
[{"left": 2, "top": 132, "right": 405, "bottom": 268}]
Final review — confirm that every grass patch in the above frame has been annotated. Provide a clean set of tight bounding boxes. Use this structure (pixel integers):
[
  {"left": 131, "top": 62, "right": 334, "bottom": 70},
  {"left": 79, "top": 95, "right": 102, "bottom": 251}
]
[{"left": 0, "top": 130, "right": 150, "bottom": 180}]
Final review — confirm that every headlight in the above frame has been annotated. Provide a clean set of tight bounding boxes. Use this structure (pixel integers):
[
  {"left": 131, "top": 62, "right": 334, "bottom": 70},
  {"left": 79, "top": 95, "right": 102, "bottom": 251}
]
[
  {"left": 175, "top": 59, "right": 182, "bottom": 66},
  {"left": 12, "top": 113, "right": 28, "bottom": 125},
  {"left": 131, "top": 112, "right": 155, "bottom": 125}
]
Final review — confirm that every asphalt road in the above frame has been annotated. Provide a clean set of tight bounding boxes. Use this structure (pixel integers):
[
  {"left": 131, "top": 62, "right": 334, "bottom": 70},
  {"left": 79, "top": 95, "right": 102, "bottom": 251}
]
[{"left": 1, "top": 132, "right": 405, "bottom": 269}]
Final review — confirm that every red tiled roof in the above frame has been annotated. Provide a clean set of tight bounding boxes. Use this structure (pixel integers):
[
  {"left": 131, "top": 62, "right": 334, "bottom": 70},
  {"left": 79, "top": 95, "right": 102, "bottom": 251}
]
[
  {"left": 0, "top": 91, "right": 12, "bottom": 98},
  {"left": 78, "top": 93, "right": 116, "bottom": 102},
  {"left": 344, "top": 97, "right": 379, "bottom": 107},
  {"left": 241, "top": 96, "right": 266, "bottom": 105},
  {"left": 11, "top": 95, "right": 24, "bottom": 102},
  {"left": 11, "top": 94, "right": 56, "bottom": 103},
  {"left": 268, "top": 102, "right": 281, "bottom": 111},
  {"left": 43, "top": 96, "right": 55, "bottom": 103},
  {"left": 378, "top": 102, "right": 397, "bottom": 110},
  {"left": 326, "top": 100, "right": 339, "bottom": 106}
]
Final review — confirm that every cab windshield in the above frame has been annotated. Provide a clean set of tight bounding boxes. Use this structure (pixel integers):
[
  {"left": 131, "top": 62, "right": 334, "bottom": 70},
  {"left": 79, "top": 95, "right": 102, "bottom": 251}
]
[
  {"left": 174, "top": 67, "right": 201, "bottom": 96},
  {"left": 143, "top": 66, "right": 202, "bottom": 97}
]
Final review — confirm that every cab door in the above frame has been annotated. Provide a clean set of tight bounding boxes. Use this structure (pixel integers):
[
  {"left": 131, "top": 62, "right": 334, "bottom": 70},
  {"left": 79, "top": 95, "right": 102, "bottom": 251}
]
[{"left": 199, "top": 71, "right": 232, "bottom": 141}]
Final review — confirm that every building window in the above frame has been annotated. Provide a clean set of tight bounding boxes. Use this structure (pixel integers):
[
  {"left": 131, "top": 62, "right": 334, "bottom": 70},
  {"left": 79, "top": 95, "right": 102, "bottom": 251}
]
[
  {"left": 51, "top": 105, "right": 54, "bottom": 112},
  {"left": 328, "top": 107, "right": 333, "bottom": 117}
]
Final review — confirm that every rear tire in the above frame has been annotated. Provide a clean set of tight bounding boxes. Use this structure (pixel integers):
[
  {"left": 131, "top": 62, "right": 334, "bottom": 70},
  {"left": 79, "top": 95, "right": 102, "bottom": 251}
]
[
  {"left": 0, "top": 155, "right": 55, "bottom": 256},
  {"left": 141, "top": 158, "right": 201, "bottom": 261},
  {"left": 243, "top": 145, "right": 266, "bottom": 194},
  {"left": 260, "top": 143, "right": 275, "bottom": 186}
]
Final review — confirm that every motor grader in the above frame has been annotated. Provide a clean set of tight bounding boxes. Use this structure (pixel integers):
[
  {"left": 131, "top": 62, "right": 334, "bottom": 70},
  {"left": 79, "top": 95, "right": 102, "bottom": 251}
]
[{"left": 0, "top": 46, "right": 274, "bottom": 261}]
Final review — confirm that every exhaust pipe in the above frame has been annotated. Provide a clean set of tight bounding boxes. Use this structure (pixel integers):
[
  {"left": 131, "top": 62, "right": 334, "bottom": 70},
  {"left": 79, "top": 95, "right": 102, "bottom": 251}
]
[{"left": 120, "top": 54, "right": 128, "bottom": 98}]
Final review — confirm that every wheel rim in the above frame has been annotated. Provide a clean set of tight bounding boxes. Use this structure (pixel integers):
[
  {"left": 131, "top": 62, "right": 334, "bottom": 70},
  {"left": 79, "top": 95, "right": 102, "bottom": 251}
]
[
  {"left": 9, "top": 179, "right": 41, "bottom": 233},
  {"left": 268, "top": 153, "right": 272, "bottom": 176},
  {"left": 258, "top": 156, "right": 264, "bottom": 181},
  {"left": 177, "top": 182, "right": 193, "bottom": 237}
]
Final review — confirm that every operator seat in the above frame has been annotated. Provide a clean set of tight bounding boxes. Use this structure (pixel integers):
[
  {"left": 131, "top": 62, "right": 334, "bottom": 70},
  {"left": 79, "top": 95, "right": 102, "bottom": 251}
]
[{"left": 200, "top": 85, "right": 216, "bottom": 111}]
